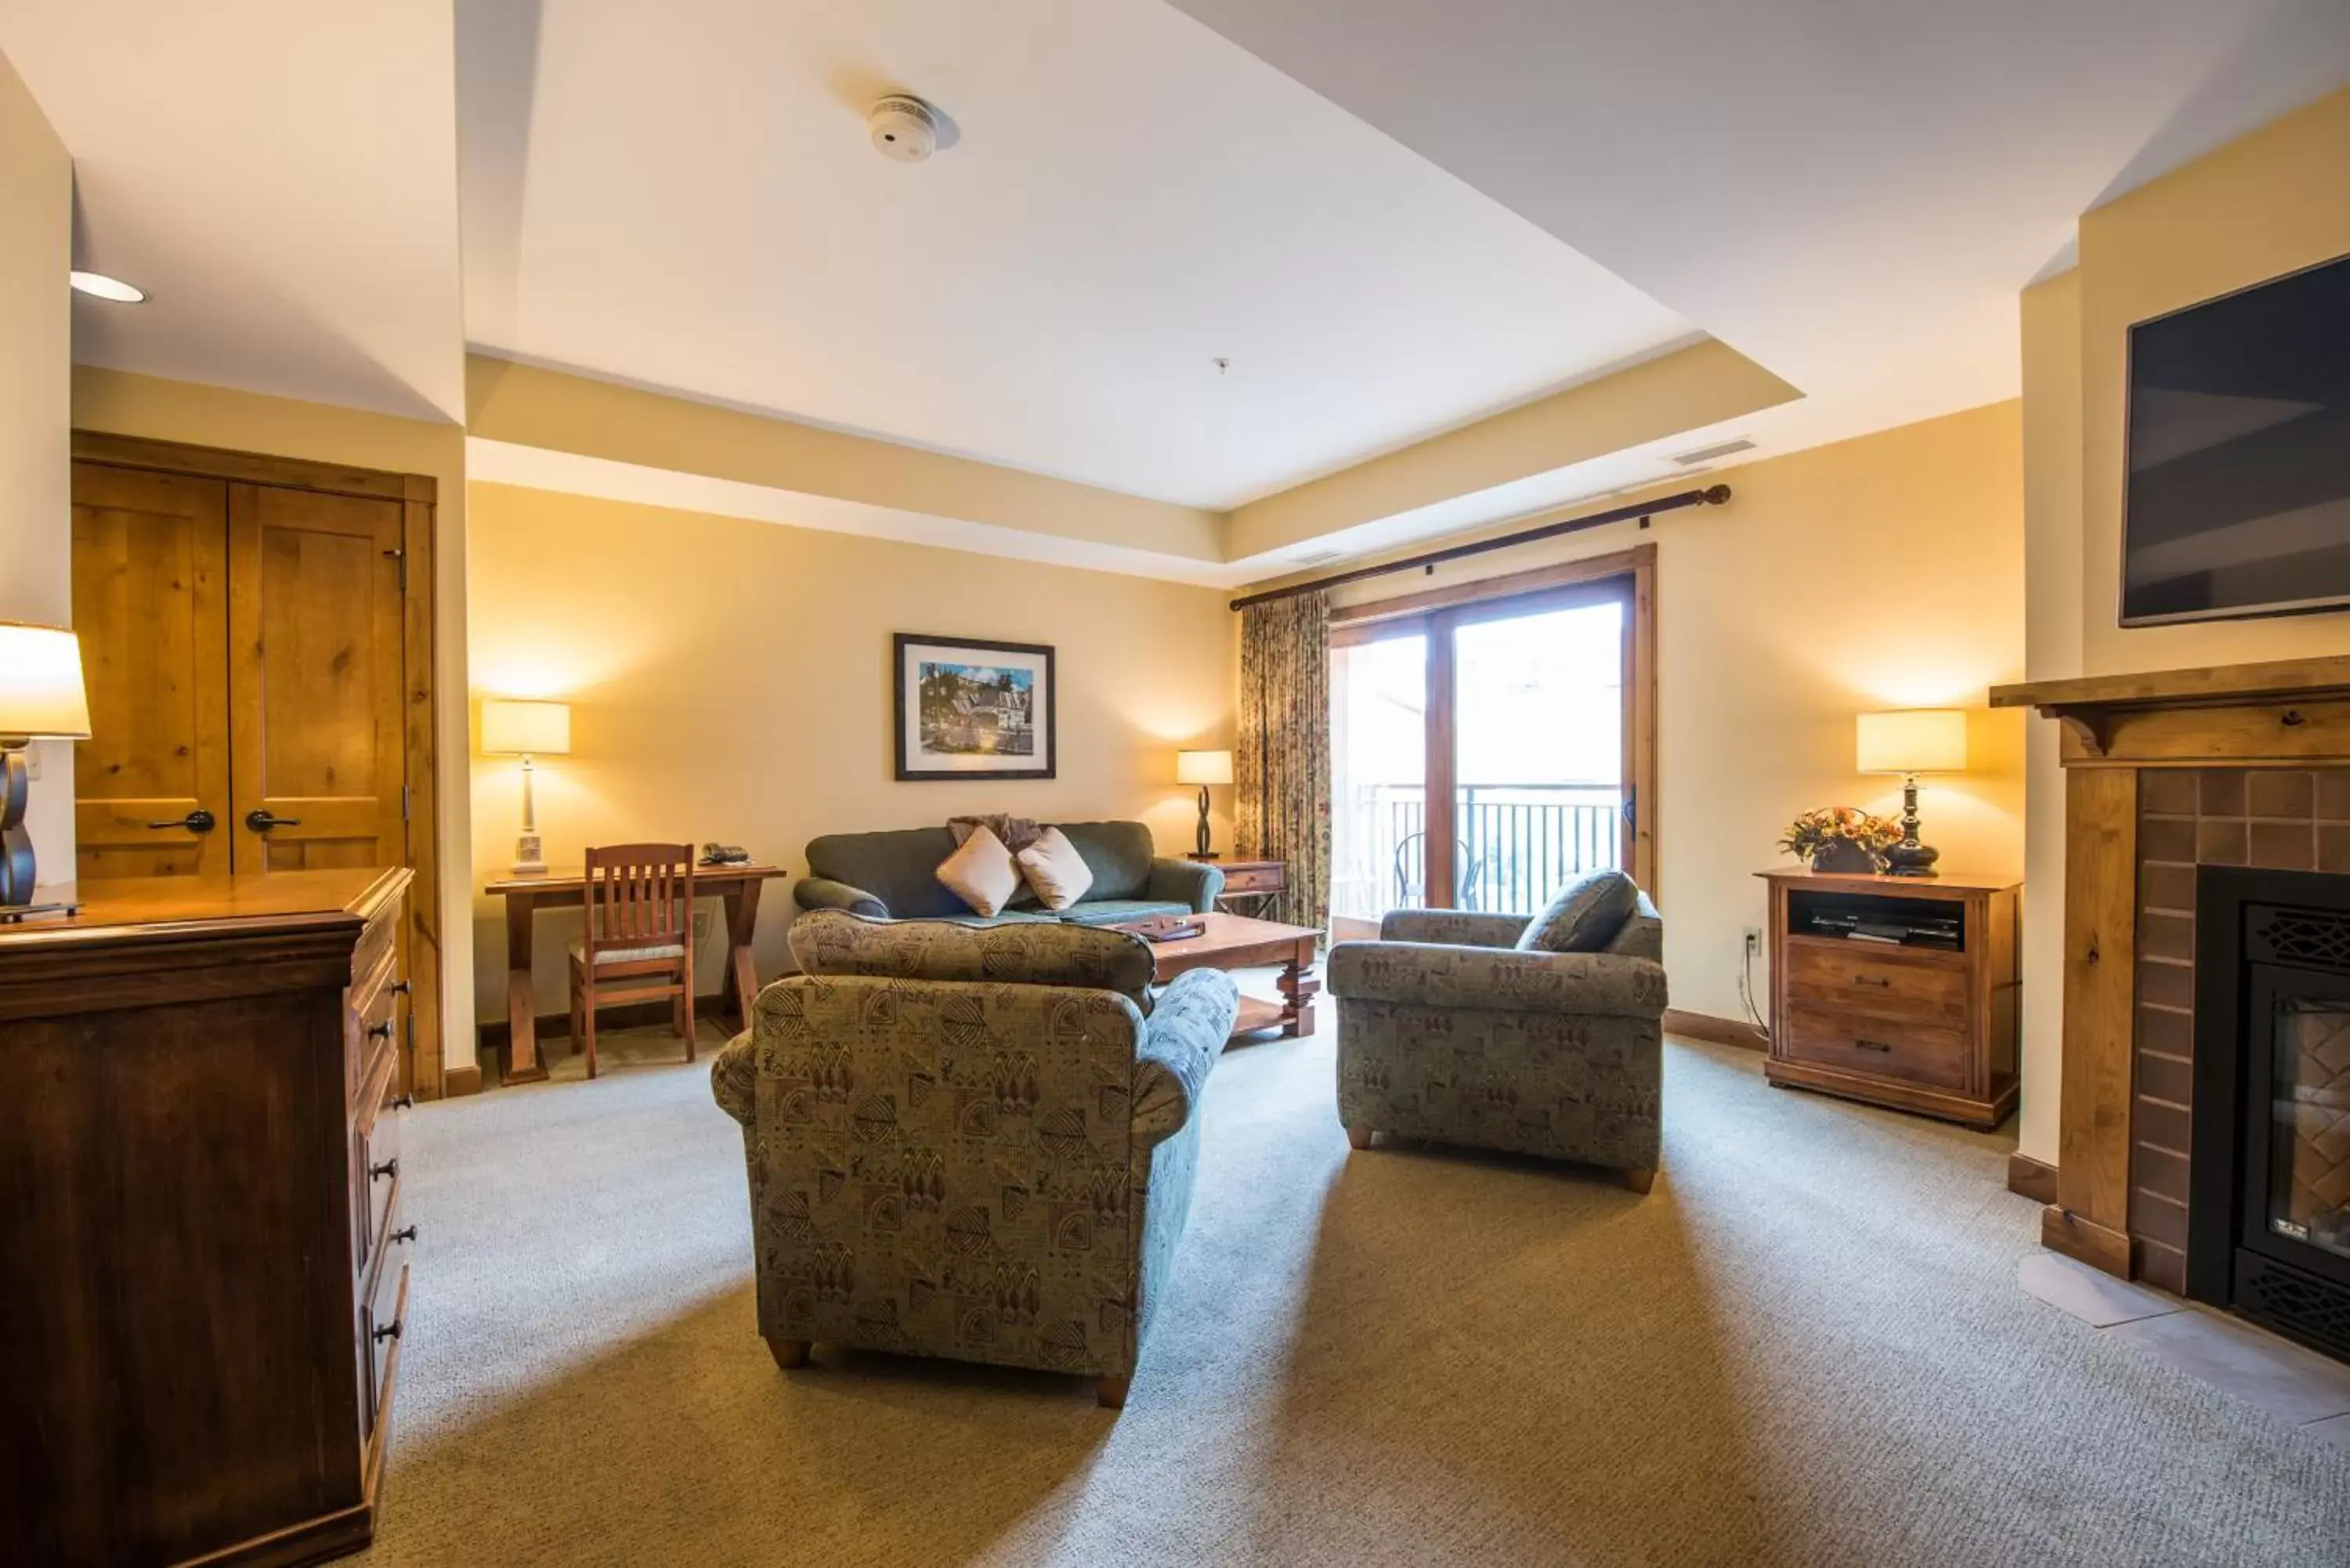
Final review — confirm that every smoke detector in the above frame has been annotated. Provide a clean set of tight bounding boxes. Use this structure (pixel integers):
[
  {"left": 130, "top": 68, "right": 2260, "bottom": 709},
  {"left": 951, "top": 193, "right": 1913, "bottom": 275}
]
[{"left": 868, "top": 95, "right": 942, "bottom": 162}]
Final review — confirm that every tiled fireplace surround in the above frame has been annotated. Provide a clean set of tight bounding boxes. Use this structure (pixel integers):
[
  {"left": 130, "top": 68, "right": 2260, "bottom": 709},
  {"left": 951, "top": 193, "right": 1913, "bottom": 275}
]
[
  {"left": 1991, "top": 656, "right": 2350, "bottom": 1300},
  {"left": 2131, "top": 766, "right": 2350, "bottom": 1292}
]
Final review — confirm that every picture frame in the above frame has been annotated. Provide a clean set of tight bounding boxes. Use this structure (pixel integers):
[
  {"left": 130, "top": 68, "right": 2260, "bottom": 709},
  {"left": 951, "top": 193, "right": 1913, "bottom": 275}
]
[{"left": 892, "top": 633, "right": 1058, "bottom": 782}]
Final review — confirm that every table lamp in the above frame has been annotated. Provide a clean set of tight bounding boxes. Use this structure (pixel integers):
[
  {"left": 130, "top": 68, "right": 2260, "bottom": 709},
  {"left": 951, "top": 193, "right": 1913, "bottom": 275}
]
[
  {"left": 1856, "top": 709, "right": 1968, "bottom": 877},
  {"left": 1177, "top": 749, "right": 1234, "bottom": 859},
  {"left": 482, "top": 699, "right": 571, "bottom": 876},
  {"left": 0, "top": 623, "right": 92, "bottom": 908}
]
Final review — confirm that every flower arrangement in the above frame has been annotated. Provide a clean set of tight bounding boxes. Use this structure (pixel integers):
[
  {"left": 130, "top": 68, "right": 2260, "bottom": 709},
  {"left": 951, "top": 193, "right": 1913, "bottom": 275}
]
[{"left": 1779, "top": 806, "right": 1904, "bottom": 872}]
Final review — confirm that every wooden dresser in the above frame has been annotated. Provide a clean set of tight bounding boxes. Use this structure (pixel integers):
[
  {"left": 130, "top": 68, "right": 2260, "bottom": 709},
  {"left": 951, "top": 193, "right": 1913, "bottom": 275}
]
[
  {"left": 1759, "top": 868, "right": 2020, "bottom": 1129},
  {"left": 0, "top": 867, "right": 415, "bottom": 1567}
]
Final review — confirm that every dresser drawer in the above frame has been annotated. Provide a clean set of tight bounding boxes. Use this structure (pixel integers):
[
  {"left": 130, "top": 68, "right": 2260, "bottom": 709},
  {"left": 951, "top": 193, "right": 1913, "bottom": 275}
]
[
  {"left": 1779, "top": 1001, "right": 1969, "bottom": 1091},
  {"left": 1782, "top": 940, "right": 1967, "bottom": 1024},
  {"left": 364, "top": 1255, "right": 410, "bottom": 1436},
  {"left": 1220, "top": 863, "right": 1284, "bottom": 893}
]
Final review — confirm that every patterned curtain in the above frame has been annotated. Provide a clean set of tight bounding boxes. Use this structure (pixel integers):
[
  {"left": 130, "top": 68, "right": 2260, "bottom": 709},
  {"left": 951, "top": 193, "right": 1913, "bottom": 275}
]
[{"left": 1235, "top": 591, "right": 1331, "bottom": 930}]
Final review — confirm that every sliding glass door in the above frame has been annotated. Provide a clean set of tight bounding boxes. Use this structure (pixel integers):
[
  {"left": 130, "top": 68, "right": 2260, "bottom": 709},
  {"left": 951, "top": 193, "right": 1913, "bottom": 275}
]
[{"left": 1329, "top": 553, "right": 1654, "bottom": 934}]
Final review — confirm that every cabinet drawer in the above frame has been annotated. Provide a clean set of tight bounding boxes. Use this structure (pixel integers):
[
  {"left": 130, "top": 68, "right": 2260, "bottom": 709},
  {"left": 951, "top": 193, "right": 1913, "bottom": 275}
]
[
  {"left": 1783, "top": 941, "right": 1966, "bottom": 1024},
  {"left": 364, "top": 1257, "right": 410, "bottom": 1436},
  {"left": 1221, "top": 864, "right": 1284, "bottom": 893},
  {"left": 1779, "top": 1001, "right": 1969, "bottom": 1091}
]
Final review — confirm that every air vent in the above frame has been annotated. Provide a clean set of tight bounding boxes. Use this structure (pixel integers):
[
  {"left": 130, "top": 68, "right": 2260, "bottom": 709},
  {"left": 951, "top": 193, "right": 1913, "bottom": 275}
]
[
  {"left": 1668, "top": 438, "right": 1756, "bottom": 468},
  {"left": 1292, "top": 548, "right": 1343, "bottom": 566}
]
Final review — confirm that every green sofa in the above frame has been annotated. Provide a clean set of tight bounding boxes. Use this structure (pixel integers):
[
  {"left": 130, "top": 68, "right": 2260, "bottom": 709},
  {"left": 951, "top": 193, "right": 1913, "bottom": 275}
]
[{"left": 794, "top": 820, "right": 1224, "bottom": 927}]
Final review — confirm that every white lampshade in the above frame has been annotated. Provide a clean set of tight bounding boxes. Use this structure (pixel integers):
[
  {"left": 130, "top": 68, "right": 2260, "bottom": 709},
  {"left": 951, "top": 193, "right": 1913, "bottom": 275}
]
[
  {"left": 1856, "top": 709, "right": 1967, "bottom": 775},
  {"left": 481, "top": 698, "right": 572, "bottom": 757},
  {"left": 0, "top": 623, "right": 92, "bottom": 739},
  {"left": 1177, "top": 749, "right": 1234, "bottom": 786}
]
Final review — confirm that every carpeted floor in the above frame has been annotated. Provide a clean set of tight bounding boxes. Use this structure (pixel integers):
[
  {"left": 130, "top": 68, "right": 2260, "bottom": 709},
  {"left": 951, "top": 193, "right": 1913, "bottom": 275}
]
[{"left": 363, "top": 1026, "right": 2350, "bottom": 1567}]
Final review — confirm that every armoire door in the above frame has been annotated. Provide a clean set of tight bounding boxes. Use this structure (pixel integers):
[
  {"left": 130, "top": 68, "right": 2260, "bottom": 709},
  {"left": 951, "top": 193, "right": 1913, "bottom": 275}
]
[
  {"left": 227, "top": 485, "right": 409, "bottom": 873},
  {"left": 70, "top": 464, "right": 233, "bottom": 880}
]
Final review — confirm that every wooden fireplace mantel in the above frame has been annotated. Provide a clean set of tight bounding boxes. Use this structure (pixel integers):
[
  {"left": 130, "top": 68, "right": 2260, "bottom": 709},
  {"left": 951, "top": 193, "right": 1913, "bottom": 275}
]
[{"left": 1989, "top": 654, "right": 2350, "bottom": 1284}]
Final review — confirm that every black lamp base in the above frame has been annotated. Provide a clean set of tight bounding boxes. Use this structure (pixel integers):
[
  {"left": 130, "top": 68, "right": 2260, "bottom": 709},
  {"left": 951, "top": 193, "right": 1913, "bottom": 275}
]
[
  {"left": 1193, "top": 784, "right": 1213, "bottom": 859},
  {"left": 0, "top": 742, "right": 35, "bottom": 908},
  {"left": 1883, "top": 772, "right": 1940, "bottom": 878}
]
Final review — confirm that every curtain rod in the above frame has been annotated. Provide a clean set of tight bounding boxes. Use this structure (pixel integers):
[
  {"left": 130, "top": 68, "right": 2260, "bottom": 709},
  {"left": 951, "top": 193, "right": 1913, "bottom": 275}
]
[{"left": 1227, "top": 483, "right": 1731, "bottom": 612}]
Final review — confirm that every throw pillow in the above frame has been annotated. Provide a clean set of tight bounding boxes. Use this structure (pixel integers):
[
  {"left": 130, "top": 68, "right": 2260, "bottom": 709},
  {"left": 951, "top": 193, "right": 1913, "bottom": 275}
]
[
  {"left": 1014, "top": 826, "right": 1095, "bottom": 911},
  {"left": 1517, "top": 867, "right": 1640, "bottom": 953},
  {"left": 935, "top": 825, "right": 1024, "bottom": 916}
]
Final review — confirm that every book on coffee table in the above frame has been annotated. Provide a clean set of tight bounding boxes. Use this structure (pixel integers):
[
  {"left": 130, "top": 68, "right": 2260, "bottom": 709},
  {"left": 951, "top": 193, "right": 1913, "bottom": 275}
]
[{"left": 1113, "top": 916, "right": 1205, "bottom": 942}]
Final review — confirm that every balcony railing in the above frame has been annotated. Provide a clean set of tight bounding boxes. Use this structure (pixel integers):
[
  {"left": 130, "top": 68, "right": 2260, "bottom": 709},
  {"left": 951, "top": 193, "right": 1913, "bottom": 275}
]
[{"left": 1332, "top": 782, "right": 1623, "bottom": 919}]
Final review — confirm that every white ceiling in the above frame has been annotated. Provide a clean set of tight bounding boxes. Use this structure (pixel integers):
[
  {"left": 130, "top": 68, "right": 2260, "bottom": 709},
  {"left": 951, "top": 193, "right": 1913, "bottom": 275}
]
[
  {"left": 0, "top": 1, "right": 465, "bottom": 424},
  {"left": 455, "top": 0, "right": 1696, "bottom": 510},
  {"left": 5, "top": 0, "right": 2347, "bottom": 577},
  {"left": 1166, "top": 0, "right": 2350, "bottom": 511}
]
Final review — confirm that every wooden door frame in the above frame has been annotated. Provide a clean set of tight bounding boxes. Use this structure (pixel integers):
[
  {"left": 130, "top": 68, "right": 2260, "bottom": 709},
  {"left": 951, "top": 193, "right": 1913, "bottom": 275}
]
[
  {"left": 1329, "top": 542, "right": 1658, "bottom": 907},
  {"left": 70, "top": 432, "right": 446, "bottom": 1100}
]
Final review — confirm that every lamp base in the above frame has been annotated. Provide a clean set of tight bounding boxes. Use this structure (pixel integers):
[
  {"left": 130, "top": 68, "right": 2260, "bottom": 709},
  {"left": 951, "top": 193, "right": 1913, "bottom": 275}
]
[
  {"left": 1883, "top": 773, "right": 1939, "bottom": 876},
  {"left": 512, "top": 829, "right": 548, "bottom": 878},
  {"left": 1, "top": 741, "right": 36, "bottom": 908},
  {"left": 1194, "top": 784, "right": 1213, "bottom": 860},
  {"left": 1882, "top": 840, "right": 1941, "bottom": 877}
]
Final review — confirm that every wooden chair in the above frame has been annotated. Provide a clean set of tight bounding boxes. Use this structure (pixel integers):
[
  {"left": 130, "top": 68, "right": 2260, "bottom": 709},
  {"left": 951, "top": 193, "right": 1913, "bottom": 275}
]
[{"left": 568, "top": 843, "right": 696, "bottom": 1079}]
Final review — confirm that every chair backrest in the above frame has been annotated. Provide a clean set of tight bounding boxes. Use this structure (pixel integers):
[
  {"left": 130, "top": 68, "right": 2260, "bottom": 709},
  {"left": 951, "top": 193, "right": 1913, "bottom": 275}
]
[{"left": 583, "top": 843, "right": 696, "bottom": 955}]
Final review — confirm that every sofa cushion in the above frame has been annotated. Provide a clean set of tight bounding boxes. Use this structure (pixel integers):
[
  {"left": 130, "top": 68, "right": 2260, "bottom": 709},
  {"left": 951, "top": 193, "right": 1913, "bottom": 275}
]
[
  {"left": 1016, "top": 827, "right": 1095, "bottom": 910},
  {"left": 804, "top": 826, "right": 970, "bottom": 918},
  {"left": 1052, "top": 821, "right": 1155, "bottom": 901},
  {"left": 935, "top": 825, "right": 1024, "bottom": 916},
  {"left": 790, "top": 909, "right": 1157, "bottom": 1010},
  {"left": 1517, "top": 868, "right": 1640, "bottom": 954},
  {"left": 1057, "top": 898, "right": 1194, "bottom": 927}
]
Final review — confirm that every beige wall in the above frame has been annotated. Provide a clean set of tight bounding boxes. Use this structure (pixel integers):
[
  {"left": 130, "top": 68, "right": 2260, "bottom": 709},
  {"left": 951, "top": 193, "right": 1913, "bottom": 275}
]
[
  {"left": 0, "top": 50, "right": 74, "bottom": 876},
  {"left": 465, "top": 482, "right": 1236, "bottom": 1030},
  {"left": 1323, "top": 401, "right": 2029, "bottom": 1024},
  {"left": 69, "top": 367, "right": 475, "bottom": 1075},
  {"left": 2011, "top": 85, "right": 2350, "bottom": 1165}
]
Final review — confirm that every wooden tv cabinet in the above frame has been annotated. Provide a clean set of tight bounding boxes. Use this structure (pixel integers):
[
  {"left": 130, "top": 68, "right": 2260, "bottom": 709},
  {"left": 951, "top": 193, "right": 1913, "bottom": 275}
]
[{"left": 1758, "top": 867, "right": 2020, "bottom": 1129}]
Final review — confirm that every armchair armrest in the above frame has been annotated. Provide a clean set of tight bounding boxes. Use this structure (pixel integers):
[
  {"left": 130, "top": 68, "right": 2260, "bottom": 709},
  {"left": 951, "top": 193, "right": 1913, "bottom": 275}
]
[
  {"left": 1326, "top": 941, "right": 1667, "bottom": 1020},
  {"left": 1132, "top": 967, "right": 1240, "bottom": 1147},
  {"left": 793, "top": 876, "right": 888, "bottom": 919},
  {"left": 1145, "top": 857, "right": 1225, "bottom": 914},
  {"left": 710, "top": 1028, "right": 757, "bottom": 1125},
  {"left": 1378, "top": 909, "right": 1530, "bottom": 948}
]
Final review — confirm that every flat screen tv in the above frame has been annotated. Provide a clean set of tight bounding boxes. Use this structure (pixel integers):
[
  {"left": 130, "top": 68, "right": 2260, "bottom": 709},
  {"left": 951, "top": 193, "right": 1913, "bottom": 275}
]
[{"left": 2121, "top": 251, "right": 2350, "bottom": 626}]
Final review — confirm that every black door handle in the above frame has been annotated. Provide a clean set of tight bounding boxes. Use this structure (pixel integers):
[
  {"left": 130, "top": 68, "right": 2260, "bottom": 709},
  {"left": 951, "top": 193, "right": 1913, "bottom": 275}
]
[
  {"left": 146, "top": 808, "right": 217, "bottom": 833},
  {"left": 246, "top": 810, "right": 302, "bottom": 832},
  {"left": 371, "top": 1157, "right": 400, "bottom": 1181}
]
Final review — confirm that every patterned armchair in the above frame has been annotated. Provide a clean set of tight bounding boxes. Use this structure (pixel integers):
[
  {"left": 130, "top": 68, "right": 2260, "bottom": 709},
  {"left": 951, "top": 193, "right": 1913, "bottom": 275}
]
[
  {"left": 1327, "top": 887, "right": 1667, "bottom": 1191},
  {"left": 710, "top": 911, "right": 1240, "bottom": 1407}
]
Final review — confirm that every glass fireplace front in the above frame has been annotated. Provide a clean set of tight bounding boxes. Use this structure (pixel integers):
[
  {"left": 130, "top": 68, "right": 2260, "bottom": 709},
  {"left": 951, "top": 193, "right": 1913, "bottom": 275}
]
[{"left": 2264, "top": 994, "right": 2350, "bottom": 1264}]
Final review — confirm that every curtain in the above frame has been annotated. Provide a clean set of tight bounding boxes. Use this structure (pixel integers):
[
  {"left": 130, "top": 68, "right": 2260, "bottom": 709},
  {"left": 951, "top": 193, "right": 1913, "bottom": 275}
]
[{"left": 1235, "top": 591, "right": 1331, "bottom": 930}]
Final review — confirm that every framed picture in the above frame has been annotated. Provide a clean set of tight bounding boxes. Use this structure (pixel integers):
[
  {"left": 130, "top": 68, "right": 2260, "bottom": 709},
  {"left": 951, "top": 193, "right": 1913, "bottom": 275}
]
[{"left": 893, "top": 634, "right": 1057, "bottom": 781}]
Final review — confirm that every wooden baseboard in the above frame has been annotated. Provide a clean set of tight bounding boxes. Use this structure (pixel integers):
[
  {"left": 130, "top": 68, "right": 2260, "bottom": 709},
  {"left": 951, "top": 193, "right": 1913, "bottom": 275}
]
[
  {"left": 2005, "top": 1151, "right": 2058, "bottom": 1205},
  {"left": 442, "top": 1064, "right": 484, "bottom": 1097},
  {"left": 475, "top": 993, "right": 732, "bottom": 1057},
  {"left": 1663, "top": 1007, "right": 1767, "bottom": 1051},
  {"left": 2041, "top": 1203, "right": 2131, "bottom": 1278}
]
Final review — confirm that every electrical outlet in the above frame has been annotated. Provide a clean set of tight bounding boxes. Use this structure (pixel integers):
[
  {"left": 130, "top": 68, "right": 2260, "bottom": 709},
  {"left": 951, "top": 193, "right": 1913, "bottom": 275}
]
[
  {"left": 1742, "top": 926, "right": 1762, "bottom": 956},
  {"left": 693, "top": 909, "right": 713, "bottom": 942}
]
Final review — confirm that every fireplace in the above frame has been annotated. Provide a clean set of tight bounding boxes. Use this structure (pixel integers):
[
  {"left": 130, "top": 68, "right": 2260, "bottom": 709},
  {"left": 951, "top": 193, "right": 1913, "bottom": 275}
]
[{"left": 2189, "top": 865, "right": 2350, "bottom": 1360}]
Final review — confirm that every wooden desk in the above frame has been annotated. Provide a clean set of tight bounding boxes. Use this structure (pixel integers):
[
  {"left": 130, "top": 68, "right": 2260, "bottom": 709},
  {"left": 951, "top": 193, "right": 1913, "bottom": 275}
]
[{"left": 484, "top": 863, "right": 788, "bottom": 1083}]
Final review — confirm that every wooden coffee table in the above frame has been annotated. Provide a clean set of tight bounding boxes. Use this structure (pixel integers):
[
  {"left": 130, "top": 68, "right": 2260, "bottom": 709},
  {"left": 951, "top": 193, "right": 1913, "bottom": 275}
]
[{"left": 1130, "top": 911, "right": 1321, "bottom": 1040}]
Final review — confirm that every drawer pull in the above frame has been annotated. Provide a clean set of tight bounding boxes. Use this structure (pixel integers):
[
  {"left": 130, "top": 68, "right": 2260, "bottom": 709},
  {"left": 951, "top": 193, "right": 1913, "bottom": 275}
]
[
  {"left": 372, "top": 1319, "right": 402, "bottom": 1344},
  {"left": 388, "top": 1093, "right": 415, "bottom": 1111},
  {"left": 1855, "top": 1038, "right": 1893, "bottom": 1053},
  {"left": 370, "top": 1157, "right": 400, "bottom": 1182},
  {"left": 389, "top": 1224, "right": 418, "bottom": 1245},
  {"left": 389, "top": 979, "right": 413, "bottom": 995},
  {"left": 367, "top": 1021, "right": 396, "bottom": 1042},
  {"left": 1852, "top": 975, "right": 1891, "bottom": 988}
]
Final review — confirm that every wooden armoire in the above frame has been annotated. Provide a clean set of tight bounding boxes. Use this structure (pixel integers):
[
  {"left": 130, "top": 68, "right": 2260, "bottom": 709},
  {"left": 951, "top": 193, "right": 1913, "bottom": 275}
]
[{"left": 67, "top": 432, "right": 445, "bottom": 1096}]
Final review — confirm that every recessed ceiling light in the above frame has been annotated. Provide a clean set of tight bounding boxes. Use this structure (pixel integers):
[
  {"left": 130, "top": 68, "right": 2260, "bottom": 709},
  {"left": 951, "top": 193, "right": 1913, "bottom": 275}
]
[{"left": 70, "top": 271, "right": 146, "bottom": 304}]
